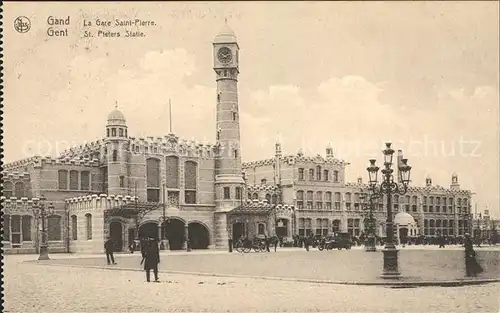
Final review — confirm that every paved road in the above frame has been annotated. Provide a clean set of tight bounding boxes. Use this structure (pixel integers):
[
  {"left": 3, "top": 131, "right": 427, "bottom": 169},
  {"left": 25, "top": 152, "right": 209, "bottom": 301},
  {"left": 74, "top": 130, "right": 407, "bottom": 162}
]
[
  {"left": 3, "top": 255, "right": 499, "bottom": 312},
  {"left": 42, "top": 248, "right": 500, "bottom": 282}
]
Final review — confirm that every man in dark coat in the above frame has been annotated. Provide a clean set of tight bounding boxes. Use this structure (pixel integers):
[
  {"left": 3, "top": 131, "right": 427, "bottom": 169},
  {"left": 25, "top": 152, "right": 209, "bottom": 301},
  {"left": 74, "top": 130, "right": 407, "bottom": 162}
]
[
  {"left": 464, "top": 233, "right": 483, "bottom": 277},
  {"left": 142, "top": 237, "right": 160, "bottom": 282},
  {"left": 104, "top": 237, "right": 117, "bottom": 265}
]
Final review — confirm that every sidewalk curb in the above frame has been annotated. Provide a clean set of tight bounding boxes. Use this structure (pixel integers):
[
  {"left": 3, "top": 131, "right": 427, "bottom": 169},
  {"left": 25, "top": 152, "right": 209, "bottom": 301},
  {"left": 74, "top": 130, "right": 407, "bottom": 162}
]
[{"left": 30, "top": 261, "right": 500, "bottom": 287}]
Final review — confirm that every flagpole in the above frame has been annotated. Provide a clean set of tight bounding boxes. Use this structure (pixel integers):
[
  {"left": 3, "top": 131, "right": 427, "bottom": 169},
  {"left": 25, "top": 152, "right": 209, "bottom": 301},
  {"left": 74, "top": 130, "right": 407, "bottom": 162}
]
[{"left": 169, "top": 98, "right": 172, "bottom": 134}]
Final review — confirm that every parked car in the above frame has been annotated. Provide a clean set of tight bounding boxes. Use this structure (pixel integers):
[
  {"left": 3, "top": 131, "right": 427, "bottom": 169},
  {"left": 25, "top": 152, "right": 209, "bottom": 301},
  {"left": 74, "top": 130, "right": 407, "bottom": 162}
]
[{"left": 330, "top": 232, "right": 353, "bottom": 250}]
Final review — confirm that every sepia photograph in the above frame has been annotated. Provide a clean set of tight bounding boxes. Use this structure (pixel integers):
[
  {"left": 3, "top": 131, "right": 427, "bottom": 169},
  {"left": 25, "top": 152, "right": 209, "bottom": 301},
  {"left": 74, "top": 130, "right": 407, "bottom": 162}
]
[{"left": 1, "top": 2, "right": 499, "bottom": 312}]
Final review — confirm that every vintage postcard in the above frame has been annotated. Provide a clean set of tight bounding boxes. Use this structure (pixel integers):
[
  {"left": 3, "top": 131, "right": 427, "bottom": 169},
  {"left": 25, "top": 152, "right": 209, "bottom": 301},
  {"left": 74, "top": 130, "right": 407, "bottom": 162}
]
[{"left": 2, "top": 2, "right": 499, "bottom": 312}]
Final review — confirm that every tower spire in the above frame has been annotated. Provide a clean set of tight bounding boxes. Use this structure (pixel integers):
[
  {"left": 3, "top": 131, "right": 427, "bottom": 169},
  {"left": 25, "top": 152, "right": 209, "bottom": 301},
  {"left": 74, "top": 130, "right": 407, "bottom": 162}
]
[{"left": 114, "top": 101, "right": 118, "bottom": 109}]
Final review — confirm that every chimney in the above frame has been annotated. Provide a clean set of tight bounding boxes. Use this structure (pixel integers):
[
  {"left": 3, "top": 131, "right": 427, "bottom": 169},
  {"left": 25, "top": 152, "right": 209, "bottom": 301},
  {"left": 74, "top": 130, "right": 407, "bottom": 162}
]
[{"left": 357, "top": 177, "right": 363, "bottom": 184}]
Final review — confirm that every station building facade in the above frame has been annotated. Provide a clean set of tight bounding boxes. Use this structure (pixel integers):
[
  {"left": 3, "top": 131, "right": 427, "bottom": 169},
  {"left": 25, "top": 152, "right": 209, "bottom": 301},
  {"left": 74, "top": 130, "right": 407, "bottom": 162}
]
[{"left": 1, "top": 24, "right": 474, "bottom": 254}]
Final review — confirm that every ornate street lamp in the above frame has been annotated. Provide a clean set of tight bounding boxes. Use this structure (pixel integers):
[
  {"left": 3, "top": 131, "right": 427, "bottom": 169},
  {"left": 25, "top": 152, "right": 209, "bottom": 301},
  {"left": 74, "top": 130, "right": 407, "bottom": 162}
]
[
  {"left": 360, "top": 189, "right": 378, "bottom": 252},
  {"left": 32, "top": 196, "right": 56, "bottom": 261},
  {"left": 366, "top": 142, "right": 412, "bottom": 279}
]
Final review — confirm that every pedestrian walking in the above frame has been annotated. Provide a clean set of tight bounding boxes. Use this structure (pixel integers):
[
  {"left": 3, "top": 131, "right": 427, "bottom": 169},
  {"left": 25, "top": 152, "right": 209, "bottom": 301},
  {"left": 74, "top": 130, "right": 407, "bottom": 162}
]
[
  {"left": 104, "top": 237, "right": 117, "bottom": 265},
  {"left": 142, "top": 237, "right": 160, "bottom": 282},
  {"left": 464, "top": 233, "right": 483, "bottom": 277},
  {"left": 304, "top": 235, "right": 310, "bottom": 252},
  {"left": 438, "top": 234, "right": 446, "bottom": 248}
]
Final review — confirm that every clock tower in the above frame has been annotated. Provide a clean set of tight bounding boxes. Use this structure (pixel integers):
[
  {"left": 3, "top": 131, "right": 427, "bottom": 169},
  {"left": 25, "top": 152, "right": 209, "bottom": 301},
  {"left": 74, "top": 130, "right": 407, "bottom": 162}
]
[{"left": 213, "top": 23, "right": 244, "bottom": 247}]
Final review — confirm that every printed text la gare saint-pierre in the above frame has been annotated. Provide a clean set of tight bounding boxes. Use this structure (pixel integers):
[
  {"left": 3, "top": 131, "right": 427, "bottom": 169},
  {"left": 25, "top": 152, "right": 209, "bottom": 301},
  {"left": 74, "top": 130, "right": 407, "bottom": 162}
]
[{"left": 83, "top": 18, "right": 156, "bottom": 38}]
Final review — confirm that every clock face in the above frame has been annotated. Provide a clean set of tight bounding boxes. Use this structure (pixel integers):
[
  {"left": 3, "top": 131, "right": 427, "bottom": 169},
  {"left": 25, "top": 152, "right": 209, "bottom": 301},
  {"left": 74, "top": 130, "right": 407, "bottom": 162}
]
[{"left": 217, "top": 47, "right": 233, "bottom": 64}]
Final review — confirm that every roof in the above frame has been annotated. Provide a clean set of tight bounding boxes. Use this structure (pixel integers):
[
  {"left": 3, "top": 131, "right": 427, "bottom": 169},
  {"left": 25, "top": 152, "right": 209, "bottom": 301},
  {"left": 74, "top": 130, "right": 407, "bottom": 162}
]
[
  {"left": 107, "top": 109, "right": 126, "bottom": 126},
  {"left": 394, "top": 212, "right": 416, "bottom": 225},
  {"left": 214, "top": 24, "right": 237, "bottom": 43},
  {"left": 228, "top": 200, "right": 273, "bottom": 215}
]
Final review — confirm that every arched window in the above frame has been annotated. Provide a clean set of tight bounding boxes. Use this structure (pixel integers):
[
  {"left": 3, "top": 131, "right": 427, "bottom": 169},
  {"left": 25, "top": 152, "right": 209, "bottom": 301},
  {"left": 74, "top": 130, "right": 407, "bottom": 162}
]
[
  {"left": 112, "top": 150, "right": 118, "bottom": 162},
  {"left": 80, "top": 171, "right": 90, "bottom": 191},
  {"left": 48, "top": 215, "right": 62, "bottom": 241},
  {"left": 22, "top": 215, "right": 32, "bottom": 241},
  {"left": 252, "top": 193, "right": 258, "bottom": 200},
  {"left": 119, "top": 128, "right": 124, "bottom": 137},
  {"left": 184, "top": 161, "right": 197, "bottom": 204},
  {"left": 325, "top": 192, "right": 332, "bottom": 210},
  {"left": 296, "top": 190, "right": 304, "bottom": 209},
  {"left": 146, "top": 158, "right": 160, "bottom": 202},
  {"left": 71, "top": 215, "right": 78, "bottom": 240},
  {"left": 85, "top": 213, "right": 92, "bottom": 240},
  {"left": 3, "top": 181, "right": 13, "bottom": 198},
  {"left": 316, "top": 166, "right": 321, "bottom": 180},
  {"left": 265, "top": 194, "right": 271, "bottom": 203},
  {"left": 333, "top": 170, "right": 339, "bottom": 182},
  {"left": 70, "top": 170, "right": 79, "bottom": 190},
  {"left": 58, "top": 170, "right": 68, "bottom": 190},
  {"left": 14, "top": 182, "right": 25, "bottom": 198},
  {"left": 111, "top": 128, "right": 116, "bottom": 137},
  {"left": 247, "top": 193, "right": 252, "bottom": 199},
  {"left": 272, "top": 194, "right": 278, "bottom": 205},
  {"left": 165, "top": 156, "right": 179, "bottom": 188},
  {"left": 316, "top": 191, "right": 323, "bottom": 209},
  {"left": 308, "top": 169, "right": 314, "bottom": 180}
]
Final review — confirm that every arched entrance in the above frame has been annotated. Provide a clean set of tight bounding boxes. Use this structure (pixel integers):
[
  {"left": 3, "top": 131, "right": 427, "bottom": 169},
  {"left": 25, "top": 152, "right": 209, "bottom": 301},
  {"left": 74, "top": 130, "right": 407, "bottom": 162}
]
[
  {"left": 399, "top": 227, "right": 409, "bottom": 245},
  {"left": 109, "top": 221, "right": 123, "bottom": 251},
  {"left": 165, "top": 218, "right": 185, "bottom": 250},
  {"left": 139, "top": 222, "right": 158, "bottom": 241},
  {"left": 232, "top": 222, "right": 245, "bottom": 240},
  {"left": 188, "top": 222, "right": 210, "bottom": 249}
]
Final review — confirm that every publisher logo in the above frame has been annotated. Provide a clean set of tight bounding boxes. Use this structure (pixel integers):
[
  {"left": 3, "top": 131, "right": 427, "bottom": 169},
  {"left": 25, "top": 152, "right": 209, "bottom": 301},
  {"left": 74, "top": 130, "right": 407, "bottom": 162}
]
[{"left": 14, "top": 16, "right": 31, "bottom": 33}]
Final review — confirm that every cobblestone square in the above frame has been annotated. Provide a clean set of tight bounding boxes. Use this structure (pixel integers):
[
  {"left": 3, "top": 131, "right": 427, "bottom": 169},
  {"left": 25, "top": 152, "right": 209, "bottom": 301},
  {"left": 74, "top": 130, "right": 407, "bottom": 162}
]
[{"left": 4, "top": 249, "right": 500, "bottom": 312}]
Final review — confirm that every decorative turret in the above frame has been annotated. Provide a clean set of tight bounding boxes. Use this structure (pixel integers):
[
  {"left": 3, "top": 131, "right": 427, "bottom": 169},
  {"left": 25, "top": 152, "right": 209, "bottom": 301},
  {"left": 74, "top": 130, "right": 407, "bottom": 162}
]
[
  {"left": 450, "top": 172, "right": 460, "bottom": 190},
  {"left": 326, "top": 143, "right": 334, "bottom": 160},
  {"left": 426, "top": 176, "right": 432, "bottom": 187},
  {"left": 104, "top": 106, "right": 130, "bottom": 195},
  {"left": 396, "top": 150, "right": 403, "bottom": 183}
]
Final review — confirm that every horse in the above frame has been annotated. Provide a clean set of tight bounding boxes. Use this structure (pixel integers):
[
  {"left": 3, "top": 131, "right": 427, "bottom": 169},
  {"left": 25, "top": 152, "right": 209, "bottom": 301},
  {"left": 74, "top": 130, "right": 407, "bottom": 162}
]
[{"left": 265, "top": 236, "right": 281, "bottom": 252}]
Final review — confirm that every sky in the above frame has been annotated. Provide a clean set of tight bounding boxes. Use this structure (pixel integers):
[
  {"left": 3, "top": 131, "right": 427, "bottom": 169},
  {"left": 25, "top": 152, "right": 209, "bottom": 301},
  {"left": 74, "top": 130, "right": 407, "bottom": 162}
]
[{"left": 3, "top": 2, "right": 499, "bottom": 216}]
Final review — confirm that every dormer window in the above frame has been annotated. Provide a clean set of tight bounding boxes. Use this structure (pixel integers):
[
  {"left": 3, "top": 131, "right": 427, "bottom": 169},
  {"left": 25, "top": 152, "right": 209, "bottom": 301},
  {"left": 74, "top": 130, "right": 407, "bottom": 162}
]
[{"left": 261, "top": 179, "right": 267, "bottom": 185}]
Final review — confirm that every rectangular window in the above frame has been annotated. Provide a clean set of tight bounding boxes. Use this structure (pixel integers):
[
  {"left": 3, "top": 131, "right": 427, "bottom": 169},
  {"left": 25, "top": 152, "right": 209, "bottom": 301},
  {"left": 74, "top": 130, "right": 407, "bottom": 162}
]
[
  {"left": 333, "top": 171, "right": 339, "bottom": 182},
  {"left": 119, "top": 176, "right": 125, "bottom": 188},
  {"left": 235, "top": 187, "right": 242, "bottom": 200},
  {"left": 316, "top": 202, "right": 322, "bottom": 209},
  {"left": 58, "top": 170, "right": 68, "bottom": 190},
  {"left": 185, "top": 190, "right": 196, "bottom": 204},
  {"left": 81, "top": 171, "right": 90, "bottom": 191},
  {"left": 323, "top": 170, "right": 329, "bottom": 181},
  {"left": 71, "top": 216, "right": 78, "bottom": 240},
  {"left": 298, "top": 168, "right": 305, "bottom": 180},
  {"left": 111, "top": 128, "right": 116, "bottom": 136},
  {"left": 70, "top": 171, "right": 79, "bottom": 190},
  {"left": 223, "top": 187, "right": 230, "bottom": 199},
  {"left": 119, "top": 128, "right": 124, "bottom": 137}
]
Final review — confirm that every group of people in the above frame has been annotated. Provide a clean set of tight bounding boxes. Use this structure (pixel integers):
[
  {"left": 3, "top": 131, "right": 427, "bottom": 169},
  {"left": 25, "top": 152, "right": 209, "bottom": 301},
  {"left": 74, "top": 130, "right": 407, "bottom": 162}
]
[{"left": 104, "top": 236, "right": 161, "bottom": 282}]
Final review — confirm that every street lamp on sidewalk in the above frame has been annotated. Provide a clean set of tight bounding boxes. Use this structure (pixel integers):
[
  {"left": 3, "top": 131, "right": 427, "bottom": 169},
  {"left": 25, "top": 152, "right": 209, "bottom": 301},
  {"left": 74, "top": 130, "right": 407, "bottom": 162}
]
[
  {"left": 366, "top": 142, "right": 412, "bottom": 279},
  {"left": 32, "top": 196, "right": 56, "bottom": 261}
]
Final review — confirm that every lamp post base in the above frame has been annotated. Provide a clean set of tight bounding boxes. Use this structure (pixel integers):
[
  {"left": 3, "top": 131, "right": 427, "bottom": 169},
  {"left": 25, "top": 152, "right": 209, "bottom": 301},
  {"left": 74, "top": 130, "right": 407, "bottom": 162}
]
[
  {"left": 380, "top": 247, "right": 400, "bottom": 279},
  {"left": 38, "top": 245, "right": 50, "bottom": 260}
]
